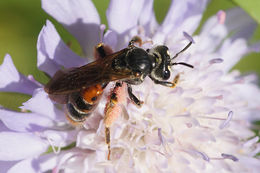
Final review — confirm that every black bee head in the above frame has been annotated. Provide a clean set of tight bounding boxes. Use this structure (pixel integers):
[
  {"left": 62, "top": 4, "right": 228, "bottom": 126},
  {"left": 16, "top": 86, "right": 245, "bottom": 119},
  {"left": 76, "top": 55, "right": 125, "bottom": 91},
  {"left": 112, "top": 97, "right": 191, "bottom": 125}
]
[
  {"left": 147, "top": 43, "right": 194, "bottom": 81},
  {"left": 148, "top": 45, "right": 172, "bottom": 81}
]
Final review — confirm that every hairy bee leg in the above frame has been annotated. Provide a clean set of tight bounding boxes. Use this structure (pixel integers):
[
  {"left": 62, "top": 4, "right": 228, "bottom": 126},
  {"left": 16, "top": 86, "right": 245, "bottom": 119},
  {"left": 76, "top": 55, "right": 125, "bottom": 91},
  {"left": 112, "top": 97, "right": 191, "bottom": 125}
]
[
  {"left": 127, "top": 84, "right": 143, "bottom": 107},
  {"left": 104, "top": 89, "right": 118, "bottom": 160},
  {"left": 94, "top": 43, "right": 113, "bottom": 60},
  {"left": 128, "top": 36, "right": 153, "bottom": 48},
  {"left": 150, "top": 74, "right": 180, "bottom": 88},
  {"left": 95, "top": 43, "right": 106, "bottom": 59},
  {"left": 104, "top": 82, "right": 126, "bottom": 160},
  {"left": 128, "top": 36, "right": 143, "bottom": 47}
]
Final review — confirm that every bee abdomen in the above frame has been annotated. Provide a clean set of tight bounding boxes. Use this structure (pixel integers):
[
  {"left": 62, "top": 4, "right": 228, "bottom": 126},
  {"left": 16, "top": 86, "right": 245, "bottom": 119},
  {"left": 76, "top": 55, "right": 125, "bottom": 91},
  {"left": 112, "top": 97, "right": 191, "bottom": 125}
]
[
  {"left": 71, "top": 92, "right": 94, "bottom": 112},
  {"left": 66, "top": 103, "right": 91, "bottom": 123},
  {"left": 66, "top": 84, "right": 105, "bottom": 124}
]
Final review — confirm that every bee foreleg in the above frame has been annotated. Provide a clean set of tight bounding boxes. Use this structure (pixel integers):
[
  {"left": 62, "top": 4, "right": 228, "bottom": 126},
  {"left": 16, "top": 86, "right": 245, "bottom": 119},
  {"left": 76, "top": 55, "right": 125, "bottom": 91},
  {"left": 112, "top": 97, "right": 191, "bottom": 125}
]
[
  {"left": 150, "top": 74, "right": 180, "bottom": 88},
  {"left": 127, "top": 84, "right": 143, "bottom": 107}
]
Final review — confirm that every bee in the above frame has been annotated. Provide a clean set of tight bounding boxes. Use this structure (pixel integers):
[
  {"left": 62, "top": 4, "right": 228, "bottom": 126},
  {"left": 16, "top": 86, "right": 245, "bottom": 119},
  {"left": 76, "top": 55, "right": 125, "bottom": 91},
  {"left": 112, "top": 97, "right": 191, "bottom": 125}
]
[{"left": 44, "top": 36, "right": 193, "bottom": 159}]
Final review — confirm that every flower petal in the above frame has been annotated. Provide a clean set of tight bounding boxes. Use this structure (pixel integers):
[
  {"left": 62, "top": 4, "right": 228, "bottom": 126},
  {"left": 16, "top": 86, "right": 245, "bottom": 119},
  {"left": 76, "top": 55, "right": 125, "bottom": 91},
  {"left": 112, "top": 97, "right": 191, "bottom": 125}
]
[
  {"left": 103, "top": 30, "right": 118, "bottom": 50},
  {"left": 225, "top": 8, "right": 257, "bottom": 41},
  {"left": 153, "top": 0, "right": 208, "bottom": 44},
  {"left": 219, "top": 38, "right": 248, "bottom": 72},
  {"left": 0, "top": 109, "right": 54, "bottom": 132},
  {"left": 107, "top": 0, "right": 145, "bottom": 34},
  {"left": 197, "top": 14, "right": 227, "bottom": 53},
  {"left": 20, "top": 88, "right": 65, "bottom": 121},
  {"left": 42, "top": 0, "right": 100, "bottom": 56},
  {"left": 0, "top": 54, "right": 39, "bottom": 95},
  {"left": 7, "top": 154, "right": 58, "bottom": 173},
  {"left": 37, "top": 20, "right": 86, "bottom": 77},
  {"left": 138, "top": 0, "right": 158, "bottom": 37},
  {"left": 106, "top": 0, "right": 147, "bottom": 50},
  {"left": 7, "top": 159, "right": 35, "bottom": 173},
  {"left": 162, "top": 0, "right": 208, "bottom": 33},
  {"left": 198, "top": 8, "right": 256, "bottom": 54},
  {"left": 0, "top": 121, "right": 10, "bottom": 132},
  {"left": 0, "top": 161, "right": 18, "bottom": 173},
  {"left": 0, "top": 132, "right": 48, "bottom": 161}
]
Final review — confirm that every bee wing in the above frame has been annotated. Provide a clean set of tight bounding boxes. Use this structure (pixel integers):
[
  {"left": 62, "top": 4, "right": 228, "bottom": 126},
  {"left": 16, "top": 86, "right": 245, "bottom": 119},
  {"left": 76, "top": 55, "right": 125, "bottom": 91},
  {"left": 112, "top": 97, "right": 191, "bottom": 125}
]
[{"left": 44, "top": 48, "right": 134, "bottom": 95}]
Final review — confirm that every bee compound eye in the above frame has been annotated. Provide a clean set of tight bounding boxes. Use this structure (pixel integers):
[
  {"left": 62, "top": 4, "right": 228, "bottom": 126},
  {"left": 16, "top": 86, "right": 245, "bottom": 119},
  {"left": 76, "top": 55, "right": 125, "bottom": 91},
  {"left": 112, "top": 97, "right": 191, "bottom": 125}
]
[{"left": 162, "top": 70, "right": 170, "bottom": 80}]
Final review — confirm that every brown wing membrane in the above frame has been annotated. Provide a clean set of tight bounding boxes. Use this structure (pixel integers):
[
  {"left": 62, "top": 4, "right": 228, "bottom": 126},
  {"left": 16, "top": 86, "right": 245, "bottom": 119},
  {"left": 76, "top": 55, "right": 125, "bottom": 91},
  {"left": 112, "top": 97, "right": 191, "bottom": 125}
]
[{"left": 44, "top": 49, "right": 134, "bottom": 95}]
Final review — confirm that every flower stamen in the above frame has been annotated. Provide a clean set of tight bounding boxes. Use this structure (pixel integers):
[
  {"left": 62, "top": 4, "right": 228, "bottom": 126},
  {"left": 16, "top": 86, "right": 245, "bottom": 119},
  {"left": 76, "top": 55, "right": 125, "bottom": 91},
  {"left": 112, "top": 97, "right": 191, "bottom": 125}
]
[
  {"left": 99, "top": 24, "right": 106, "bottom": 43},
  {"left": 209, "top": 58, "right": 224, "bottom": 64},
  {"left": 194, "top": 150, "right": 210, "bottom": 162},
  {"left": 219, "top": 111, "right": 233, "bottom": 129},
  {"left": 27, "top": 74, "right": 43, "bottom": 87},
  {"left": 217, "top": 10, "right": 226, "bottom": 24},
  {"left": 211, "top": 153, "right": 239, "bottom": 162},
  {"left": 183, "top": 31, "right": 195, "bottom": 44},
  {"left": 158, "top": 128, "right": 173, "bottom": 157},
  {"left": 47, "top": 137, "right": 61, "bottom": 154},
  {"left": 221, "top": 153, "right": 239, "bottom": 162}
]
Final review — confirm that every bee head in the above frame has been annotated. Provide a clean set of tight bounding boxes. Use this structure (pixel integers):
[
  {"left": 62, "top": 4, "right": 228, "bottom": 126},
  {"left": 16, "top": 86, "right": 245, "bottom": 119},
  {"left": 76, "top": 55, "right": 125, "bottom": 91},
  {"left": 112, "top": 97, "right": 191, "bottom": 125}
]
[
  {"left": 147, "top": 45, "right": 172, "bottom": 80},
  {"left": 147, "top": 42, "right": 194, "bottom": 81}
]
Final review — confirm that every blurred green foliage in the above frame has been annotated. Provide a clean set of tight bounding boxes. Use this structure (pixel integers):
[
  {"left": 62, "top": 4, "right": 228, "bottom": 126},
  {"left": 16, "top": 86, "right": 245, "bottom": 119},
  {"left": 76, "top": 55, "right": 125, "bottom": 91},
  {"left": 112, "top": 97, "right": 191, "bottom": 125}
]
[{"left": 0, "top": 0, "right": 260, "bottom": 111}]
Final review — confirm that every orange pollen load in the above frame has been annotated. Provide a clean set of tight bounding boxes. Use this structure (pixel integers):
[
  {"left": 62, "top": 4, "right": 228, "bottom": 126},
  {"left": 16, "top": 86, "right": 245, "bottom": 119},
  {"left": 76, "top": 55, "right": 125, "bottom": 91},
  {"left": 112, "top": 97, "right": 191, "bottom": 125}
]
[{"left": 81, "top": 84, "right": 103, "bottom": 104}]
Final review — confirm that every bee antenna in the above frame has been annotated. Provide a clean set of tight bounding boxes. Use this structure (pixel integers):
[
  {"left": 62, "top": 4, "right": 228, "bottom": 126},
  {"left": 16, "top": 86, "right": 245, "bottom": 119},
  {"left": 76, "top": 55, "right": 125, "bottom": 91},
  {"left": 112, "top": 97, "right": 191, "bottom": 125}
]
[
  {"left": 171, "top": 62, "right": 194, "bottom": 68},
  {"left": 171, "top": 41, "right": 192, "bottom": 60}
]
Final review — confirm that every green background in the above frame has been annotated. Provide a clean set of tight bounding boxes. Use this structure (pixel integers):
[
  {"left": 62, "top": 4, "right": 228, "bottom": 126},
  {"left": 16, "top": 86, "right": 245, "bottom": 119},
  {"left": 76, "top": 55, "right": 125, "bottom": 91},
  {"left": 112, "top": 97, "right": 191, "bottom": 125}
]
[{"left": 0, "top": 0, "right": 260, "bottom": 110}]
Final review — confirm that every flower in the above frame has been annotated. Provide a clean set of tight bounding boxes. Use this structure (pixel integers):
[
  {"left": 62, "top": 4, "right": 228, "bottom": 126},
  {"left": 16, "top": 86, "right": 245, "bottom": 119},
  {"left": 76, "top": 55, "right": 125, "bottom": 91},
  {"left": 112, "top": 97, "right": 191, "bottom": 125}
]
[{"left": 1, "top": 0, "right": 260, "bottom": 172}]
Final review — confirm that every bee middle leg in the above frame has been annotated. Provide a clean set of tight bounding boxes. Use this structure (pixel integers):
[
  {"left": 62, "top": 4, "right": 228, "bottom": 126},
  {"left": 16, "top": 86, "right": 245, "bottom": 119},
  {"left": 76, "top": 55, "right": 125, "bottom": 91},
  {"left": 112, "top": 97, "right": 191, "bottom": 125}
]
[
  {"left": 128, "top": 36, "right": 153, "bottom": 47},
  {"left": 128, "top": 36, "right": 143, "bottom": 47},
  {"left": 127, "top": 84, "right": 143, "bottom": 107},
  {"left": 150, "top": 74, "right": 180, "bottom": 88}
]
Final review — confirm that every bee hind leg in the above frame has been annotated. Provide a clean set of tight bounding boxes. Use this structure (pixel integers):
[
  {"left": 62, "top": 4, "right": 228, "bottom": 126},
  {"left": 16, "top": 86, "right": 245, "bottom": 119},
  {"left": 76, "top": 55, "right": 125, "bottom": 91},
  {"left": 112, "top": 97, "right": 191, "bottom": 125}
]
[
  {"left": 105, "top": 127, "right": 111, "bottom": 160},
  {"left": 104, "top": 81, "right": 127, "bottom": 160}
]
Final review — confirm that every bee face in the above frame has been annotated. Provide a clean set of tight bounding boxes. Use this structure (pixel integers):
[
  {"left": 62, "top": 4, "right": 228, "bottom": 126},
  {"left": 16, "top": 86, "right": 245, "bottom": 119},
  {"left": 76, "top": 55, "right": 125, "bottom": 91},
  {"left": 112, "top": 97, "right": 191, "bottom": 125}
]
[{"left": 148, "top": 45, "right": 172, "bottom": 81}]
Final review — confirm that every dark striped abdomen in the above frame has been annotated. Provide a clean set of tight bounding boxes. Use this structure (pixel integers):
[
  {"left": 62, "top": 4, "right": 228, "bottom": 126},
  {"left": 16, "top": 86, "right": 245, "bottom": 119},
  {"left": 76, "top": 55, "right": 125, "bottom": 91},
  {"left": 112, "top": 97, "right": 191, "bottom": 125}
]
[{"left": 66, "top": 84, "right": 106, "bottom": 125}]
